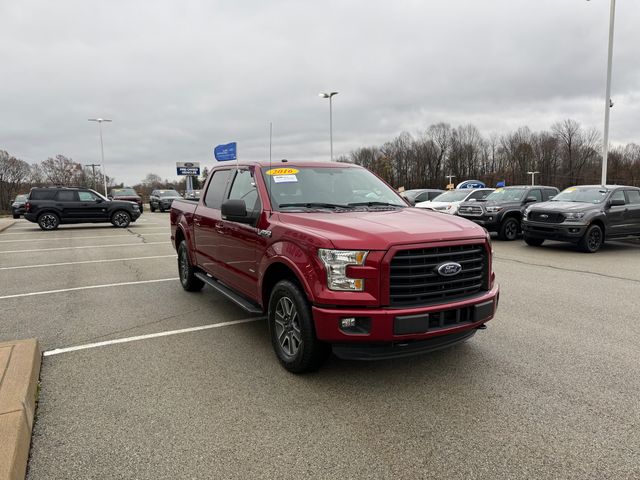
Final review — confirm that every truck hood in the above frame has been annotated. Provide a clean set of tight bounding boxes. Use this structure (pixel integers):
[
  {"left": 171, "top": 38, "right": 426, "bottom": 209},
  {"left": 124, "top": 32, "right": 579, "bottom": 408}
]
[
  {"left": 528, "top": 201, "right": 598, "bottom": 212},
  {"left": 112, "top": 195, "right": 141, "bottom": 202},
  {"left": 278, "top": 208, "right": 487, "bottom": 250}
]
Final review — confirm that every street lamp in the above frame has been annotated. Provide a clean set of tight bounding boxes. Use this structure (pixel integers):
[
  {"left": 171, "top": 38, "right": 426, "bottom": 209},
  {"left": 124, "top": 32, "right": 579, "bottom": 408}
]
[
  {"left": 88, "top": 118, "right": 112, "bottom": 196},
  {"left": 527, "top": 171, "right": 540, "bottom": 186},
  {"left": 319, "top": 92, "right": 338, "bottom": 162},
  {"left": 589, "top": 0, "right": 616, "bottom": 186}
]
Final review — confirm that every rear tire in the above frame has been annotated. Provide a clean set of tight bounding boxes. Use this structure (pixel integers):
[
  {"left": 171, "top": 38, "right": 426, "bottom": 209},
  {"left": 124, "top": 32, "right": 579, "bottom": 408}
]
[
  {"left": 268, "top": 280, "right": 331, "bottom": 373},
  {"left": 13, "top": 214, "right": 20, "bottom": 219},
  {"left": 177, "top": 241, "right": 204, "bottom": 291},
  {"left": 578, "top": 224, "right": 603, "bottom": 253},
  {"left": 37, "top": 213, "right": 59, "bottom": 230},
  {"left": 498, "top": 217, "right": 519, "bottom": 241},
  {"left": 150, "top": 204, "right": 156, "bottom": 212},
  {"left": 524, "top": 236, "right": 544, "bottom": 247},
  {"left": 159, "top": 205, "right": 165, "bottom": 213},
  {"left": 111, "top": 210, "right": 131, "bottom": 228}
]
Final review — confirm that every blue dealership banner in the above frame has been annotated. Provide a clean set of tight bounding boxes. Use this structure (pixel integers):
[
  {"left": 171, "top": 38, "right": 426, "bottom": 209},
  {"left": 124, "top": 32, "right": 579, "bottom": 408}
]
[{"left": 214, "top": 142, "right": 237, "bottom": 161}]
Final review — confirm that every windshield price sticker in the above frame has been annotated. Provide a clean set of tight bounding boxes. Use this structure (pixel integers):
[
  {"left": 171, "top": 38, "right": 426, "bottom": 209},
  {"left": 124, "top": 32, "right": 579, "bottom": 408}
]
[
  {"left": 266, "top": 168, "right": 299, "bottom": 175},
  {"left": 273, "top": 175, "right": 298, "bottom": 183}
]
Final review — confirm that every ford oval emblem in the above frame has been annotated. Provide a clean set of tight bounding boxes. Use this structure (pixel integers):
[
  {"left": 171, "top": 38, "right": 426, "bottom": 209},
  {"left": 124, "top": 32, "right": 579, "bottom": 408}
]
[{"left": 436, "top": 262, "right": 462, "bottom": 276}]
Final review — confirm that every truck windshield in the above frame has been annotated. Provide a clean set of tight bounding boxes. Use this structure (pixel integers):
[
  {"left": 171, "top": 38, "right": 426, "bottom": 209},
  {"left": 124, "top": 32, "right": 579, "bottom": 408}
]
[
  {"left": 431, "top": 190, "right": 469, "bottom": 202},
  {"left": 111, "top": 188, "right": 137, "bottom": 196},
  {"left": 552, "top": 187, "right": 608, "bottom": 203},
  {"left": 484, "top": 188, "right": 526, "bottom": 202},
  {"left": 262, "top": 166, "right": 406, "bottom": 210},
  {"left": 159, "top": 190, "right": 181, "bottom": 197}
]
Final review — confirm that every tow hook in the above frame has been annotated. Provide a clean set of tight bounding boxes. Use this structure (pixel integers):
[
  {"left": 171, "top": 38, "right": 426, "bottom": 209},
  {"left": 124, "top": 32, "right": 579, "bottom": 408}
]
[{"left": 476, "top": 324, "right": 487, "bottom": 330}]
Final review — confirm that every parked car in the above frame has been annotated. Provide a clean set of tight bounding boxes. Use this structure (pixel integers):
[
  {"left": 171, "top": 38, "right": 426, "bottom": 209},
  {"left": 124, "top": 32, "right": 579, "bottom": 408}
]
[
  {"left": 11, "top": 194, "right": 28, "bottom": 218},
  {"left": 185, "top": 190, "right": 201, "bottom": 200},
  {"left": 109, "top": 187, "right": 144, "bottom": 213},
  {"left": 415, "top": 188, "right": 494, "bottom": 215},
  {"left": 522, "top": 185, "right": 640, "bottom": 252},
  {"left": 150, "top": 189, "right": 183, "bottom": 212},
  {"left": 401, "top": 188, "right": 445, "bottom": 205},
  {"left": 457, "top": 185, "right": 559, "bottom": 240},
  {"left": 171, "top": 161, "right": 499, "bottom": 373},
  {"left": 23, "top": 187, "right": 141, "bottom": 230}
]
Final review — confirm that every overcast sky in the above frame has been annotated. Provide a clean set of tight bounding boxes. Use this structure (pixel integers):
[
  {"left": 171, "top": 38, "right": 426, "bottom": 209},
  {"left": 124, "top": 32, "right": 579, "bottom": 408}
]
[{"left": 1, "top": 0, "right": 639, "bottom": 186}]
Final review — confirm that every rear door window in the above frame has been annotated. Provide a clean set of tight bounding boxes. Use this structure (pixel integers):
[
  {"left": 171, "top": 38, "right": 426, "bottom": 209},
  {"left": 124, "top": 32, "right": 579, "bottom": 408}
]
[
  {"left": 29, "top": 190, "right": 56, "bottom": 200},
  {"left": 56, "top": 191, "right": 78, "bottom": 202},
  {"left": 204, "top": 169, "right": 231, "bottom": 209},
  {"left": 625, "top": 190, "right": 640, "bottom": 205},
  {"left": 528, "top": 189, "right": 543, "bottom": 202}
]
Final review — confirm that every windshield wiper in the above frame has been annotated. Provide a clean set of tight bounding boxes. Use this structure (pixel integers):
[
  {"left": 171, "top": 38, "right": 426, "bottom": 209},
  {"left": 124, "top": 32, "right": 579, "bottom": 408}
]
[
  {"left": 347, "top": 201, "right": 404, "bottom": 208},
  {"left": 279, "top": 202, "right": 353, "bottom": 210}
]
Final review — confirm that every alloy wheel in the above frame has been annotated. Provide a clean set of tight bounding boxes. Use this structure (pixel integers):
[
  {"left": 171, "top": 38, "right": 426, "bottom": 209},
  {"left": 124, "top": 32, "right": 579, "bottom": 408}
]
[{"left": 274, "top": 296, "right": 302, "bottom": 357}]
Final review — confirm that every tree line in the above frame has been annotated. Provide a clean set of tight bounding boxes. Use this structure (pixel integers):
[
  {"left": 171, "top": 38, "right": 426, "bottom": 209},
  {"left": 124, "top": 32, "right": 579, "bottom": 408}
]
[
  {"left": 337, "top": 119, "right": 640, "bottom": 190},
  {"left": 3, "top": 118, "right": 640, "bottom": 211}
]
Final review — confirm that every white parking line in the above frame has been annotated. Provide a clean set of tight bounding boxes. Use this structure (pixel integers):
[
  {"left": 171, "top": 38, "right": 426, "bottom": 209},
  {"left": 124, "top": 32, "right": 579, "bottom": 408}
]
[
  {"left": 0, "top": 233, "right": 168, "bottom": 243},
  {"left": 43, "top": 317, "right": 264, "bottom": 356},
  {"left": 0, "top": 241, "right": 171, "bottom": 254},
  {"left": 0, "top": 254, "right": 177, "bottom": 271},
  {"left": 0, "top": 277, "right": 179, "bottom": 300}
]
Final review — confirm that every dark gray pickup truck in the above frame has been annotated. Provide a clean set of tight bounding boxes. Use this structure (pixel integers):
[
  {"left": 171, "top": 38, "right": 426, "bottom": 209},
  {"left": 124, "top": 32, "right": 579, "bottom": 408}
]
[{"left": 522, "top": 185, "right": 640, "bottom": 252}]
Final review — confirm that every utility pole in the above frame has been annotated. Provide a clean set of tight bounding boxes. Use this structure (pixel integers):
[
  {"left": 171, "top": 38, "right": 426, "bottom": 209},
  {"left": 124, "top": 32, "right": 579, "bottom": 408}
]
[
  {"left": 527, "top": 171, "right": 540, "bottom": 186},
  {"left": 84, "top": 163, "right": 101, "bottom": 190}
]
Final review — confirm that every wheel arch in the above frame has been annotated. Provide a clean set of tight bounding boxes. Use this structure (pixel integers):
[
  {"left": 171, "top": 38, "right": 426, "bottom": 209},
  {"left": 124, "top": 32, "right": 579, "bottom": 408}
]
[{"left": 260, "top": 260, "right": 311, "bottom": 310}]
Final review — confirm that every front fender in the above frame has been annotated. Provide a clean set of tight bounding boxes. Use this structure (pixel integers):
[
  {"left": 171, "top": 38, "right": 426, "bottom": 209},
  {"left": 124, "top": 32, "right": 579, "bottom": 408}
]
[{"left": 258, "top": 241, "right": 319, "bottom": 302}]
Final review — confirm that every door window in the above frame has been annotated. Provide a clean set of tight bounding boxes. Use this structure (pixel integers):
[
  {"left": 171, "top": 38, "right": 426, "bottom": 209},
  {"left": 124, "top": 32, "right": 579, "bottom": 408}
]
[
  {"left": 78, "top": 191, "right": 99, "bottom": 201},
  {"left": 543, "top": 189, "right": 557, "bottom": 201},
  {"left": 625, "top": 190, "right": 640, "bottom": 205},
  {"left": 204, "top": 169, "right": 231, "bottom": 209},
  {"left": 228, "top": 169, "right": 260, "bottom": 215},
  {"left": 528, "top": 190, "right": 542, "bottom": 202},
  {"left": 468, "top": 190, "right": 490, "bottom": 200},
  {"left": 610, "top": 190, "right": 626, "bottom": 205},
  {"left": 56, "top": 191, "right": 78, "bottom": 202}
]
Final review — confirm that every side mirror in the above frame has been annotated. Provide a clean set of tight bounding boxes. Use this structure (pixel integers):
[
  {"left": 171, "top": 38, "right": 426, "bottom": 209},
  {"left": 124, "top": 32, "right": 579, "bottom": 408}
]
[
  {"left": 468, "top": 198, "right": 477, "bottom": 202},
  {"left": 609, "top": 198, "right": 625, "bottom": 207},
  {"left": 222, "top": 199, "right": 253, "bottom": 224},
  {"left": 524, "top": 196, "right": 537, "bottom": 204}
]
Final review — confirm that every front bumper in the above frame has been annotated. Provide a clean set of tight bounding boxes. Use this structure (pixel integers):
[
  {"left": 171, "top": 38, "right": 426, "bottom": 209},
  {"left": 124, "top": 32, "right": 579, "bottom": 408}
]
[
  {"left": 312, "top": 284, "right": 499, "bottom": 359},
  {"left": 12, "top": 206, "right": 26, "bottom": 215},
  {"left": 458, "top": 215, "right": 500, "bottom": 231},
  {"left": 522, "top": 220, "right": 588, "bottom": 242}
]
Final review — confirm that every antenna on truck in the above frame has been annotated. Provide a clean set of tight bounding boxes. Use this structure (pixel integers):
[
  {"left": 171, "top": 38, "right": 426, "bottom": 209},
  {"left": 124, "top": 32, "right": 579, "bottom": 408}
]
[{"left": 268, "top": 122, "right": 273, "bottom": 217}]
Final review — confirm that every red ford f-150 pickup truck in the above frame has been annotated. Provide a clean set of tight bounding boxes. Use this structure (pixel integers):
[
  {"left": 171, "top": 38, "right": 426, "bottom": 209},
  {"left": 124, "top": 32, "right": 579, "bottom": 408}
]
[{"left": 171, "top": 161, "right": 499, "bottom": 373}]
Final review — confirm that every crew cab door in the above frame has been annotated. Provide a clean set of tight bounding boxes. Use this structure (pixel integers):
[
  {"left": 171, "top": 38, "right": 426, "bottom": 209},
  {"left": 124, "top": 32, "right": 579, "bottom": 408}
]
[
  {"left": 623, "top": 189, "right": 640, "bottom": 235},
  {"left": 606, "top": 190, "right": 630, "bottom": 237},
  {"left": 217, "top": 168, "right": 266, "bottom": 300},
  {"left": 193, "top": 168, "right": 232, "bottom": 276}
]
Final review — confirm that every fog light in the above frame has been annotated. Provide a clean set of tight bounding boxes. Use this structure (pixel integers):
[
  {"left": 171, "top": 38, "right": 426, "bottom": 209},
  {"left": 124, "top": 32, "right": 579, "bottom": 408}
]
[
  {"left": 339, "top": 317, "right": 371, "bottom": 334},
  {"left": 341, "top": 317, "right": 356, "bottom": 329}
]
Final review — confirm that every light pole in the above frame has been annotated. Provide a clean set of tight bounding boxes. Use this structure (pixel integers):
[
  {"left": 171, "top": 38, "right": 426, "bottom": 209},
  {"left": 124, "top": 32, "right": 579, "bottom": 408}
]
[
  {"left": 319, "top": 92, "right": 338, "bottom": 162},
  {"left": 446, "top": 174, "right": 456, "bottom": 189},
  {"left": 88, "top": 118, "right": 112, "bottom": 196},
  {"left": 527, "top": 171, "right": 540, "bottom": 186},
  {"left": 589, "top": 0, "right": 616, "bottom": 186}
]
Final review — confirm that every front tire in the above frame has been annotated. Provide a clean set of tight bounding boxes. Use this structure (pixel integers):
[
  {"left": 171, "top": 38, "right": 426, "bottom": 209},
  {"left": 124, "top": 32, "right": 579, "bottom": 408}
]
[
  {"left": 150, "top": 204, "right": 156, "bottom": 212},
  {"left": 524, "top": 236, "right": 544, "bottom": 247},
  {"left": 578, "top": 224, "right": 603, "bottom": 253},
  {"left": 268, "top": 280, "right": 331, "bottom": 373},
  {"left": 177, "top": 241, "right": 204, "bottom": 291},
  {"left": 37, "top": 213, "right": 60, "bottom": 230},
  {"left": 111, "top": 210, "right": 131, "bottom": 228},
  {"left": 13, "top": 214, "right": 20, "bottom": 219},
  {"left": 498, "top": 217, "right": 520, "bottom": 241}
]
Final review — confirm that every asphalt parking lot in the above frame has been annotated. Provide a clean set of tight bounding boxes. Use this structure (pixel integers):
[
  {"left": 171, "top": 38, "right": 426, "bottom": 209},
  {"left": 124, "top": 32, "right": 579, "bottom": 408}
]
[{"left": 1, "top": 215, "right": 639, "bottom": 479}]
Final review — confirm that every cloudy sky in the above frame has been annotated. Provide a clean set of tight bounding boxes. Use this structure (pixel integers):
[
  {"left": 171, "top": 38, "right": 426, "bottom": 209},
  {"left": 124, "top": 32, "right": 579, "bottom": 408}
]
[{"left": 1, "top": 0, "right": 639, "bottom": 186}]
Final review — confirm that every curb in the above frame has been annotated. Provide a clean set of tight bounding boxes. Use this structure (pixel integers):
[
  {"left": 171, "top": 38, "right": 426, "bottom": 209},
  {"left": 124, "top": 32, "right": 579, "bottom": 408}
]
[
  {"left": 0, "top": 220, "right": 16, "bottom": 233},
  {"left": 0, "top": 339, "right": 41, "bottom": 480}
]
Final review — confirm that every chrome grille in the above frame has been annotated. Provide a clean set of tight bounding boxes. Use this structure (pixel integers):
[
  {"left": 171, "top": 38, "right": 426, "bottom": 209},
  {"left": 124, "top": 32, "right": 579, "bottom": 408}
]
[{"left": 389, "top": 244, "right": 488, "bottom": 307}]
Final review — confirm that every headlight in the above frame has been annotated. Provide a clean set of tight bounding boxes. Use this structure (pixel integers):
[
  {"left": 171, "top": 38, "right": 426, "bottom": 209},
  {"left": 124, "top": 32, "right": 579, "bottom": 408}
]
[
  {"left": 523, "top": 207, "right": 531, "bottom": 220},
  {"left": 564, "top": 212, "right": 585, "bottom": 221},
  {"left": 486, "top": 206, "right": 502, "bottom": 213},
  {"left": 318, "top": 249, "right": 368, "bottom": 291}
]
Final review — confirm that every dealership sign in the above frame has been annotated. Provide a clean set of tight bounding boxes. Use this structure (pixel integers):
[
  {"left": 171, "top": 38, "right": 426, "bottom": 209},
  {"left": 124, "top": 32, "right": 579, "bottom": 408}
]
[
  {"left": 176, "top": 162, "right": 201, "bottom": 176},
  {"left": 456, "top": 179, "right": 486, "bottom": 189}
]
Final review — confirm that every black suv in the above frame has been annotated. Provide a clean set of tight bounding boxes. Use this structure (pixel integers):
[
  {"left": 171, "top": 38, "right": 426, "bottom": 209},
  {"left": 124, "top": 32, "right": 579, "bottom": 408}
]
[
  {"left": 149, "top": 189, "right": 183, "bottom": 212},
  {"left": 522, "top": 185, "right": 640, "bottom": 252},
  {"left": 24, "top": 187, "right": 141, "bottom": 230},
  {"left": 458, "top": 185, "right": 559, "bottom": 240}
]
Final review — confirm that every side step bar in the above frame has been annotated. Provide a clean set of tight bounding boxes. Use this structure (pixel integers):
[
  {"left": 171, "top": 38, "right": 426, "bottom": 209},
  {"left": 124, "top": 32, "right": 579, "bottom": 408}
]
[{"left": 194, "top": 272, "right": 263, "bottom": 314}]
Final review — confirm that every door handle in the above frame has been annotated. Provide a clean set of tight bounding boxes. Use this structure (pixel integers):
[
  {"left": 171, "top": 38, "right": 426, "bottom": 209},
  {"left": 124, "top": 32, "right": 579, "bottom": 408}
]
[{"left": 215, "top": 224, "right": 225, "bottom": 233}]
